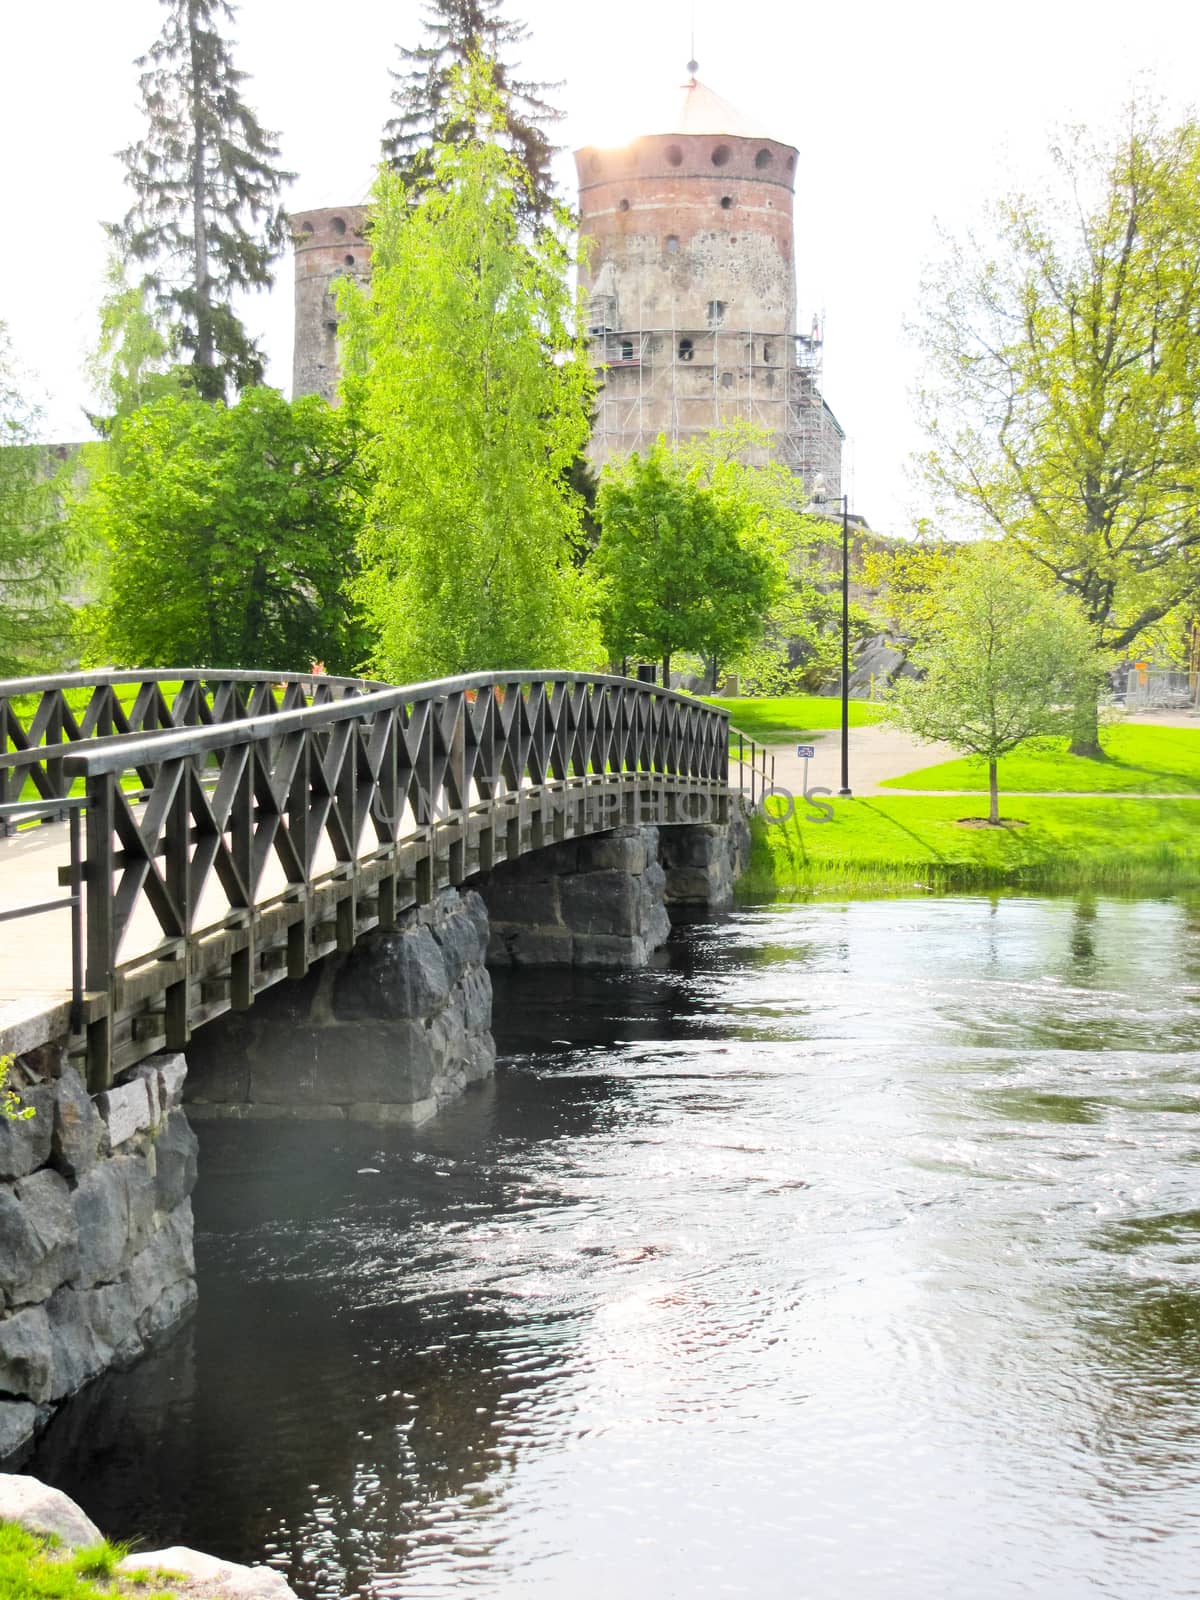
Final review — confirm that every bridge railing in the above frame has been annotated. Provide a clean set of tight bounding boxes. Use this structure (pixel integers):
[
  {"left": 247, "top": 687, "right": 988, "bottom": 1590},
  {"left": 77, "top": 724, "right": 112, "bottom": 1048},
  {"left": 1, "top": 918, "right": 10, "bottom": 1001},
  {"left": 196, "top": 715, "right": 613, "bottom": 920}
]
[
  {"left": 58, "top": 671, "right": 730, "bottom": 1088},
  {"left": 0, "top": 668, "right": 382, "bottom": 817}
]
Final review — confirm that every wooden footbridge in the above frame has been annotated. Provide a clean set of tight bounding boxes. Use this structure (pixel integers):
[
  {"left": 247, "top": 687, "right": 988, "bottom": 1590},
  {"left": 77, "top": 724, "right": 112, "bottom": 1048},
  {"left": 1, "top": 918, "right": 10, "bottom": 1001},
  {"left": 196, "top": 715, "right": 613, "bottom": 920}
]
[{"left": 0, "top": 670, "right": 760, "bottom": 1093}]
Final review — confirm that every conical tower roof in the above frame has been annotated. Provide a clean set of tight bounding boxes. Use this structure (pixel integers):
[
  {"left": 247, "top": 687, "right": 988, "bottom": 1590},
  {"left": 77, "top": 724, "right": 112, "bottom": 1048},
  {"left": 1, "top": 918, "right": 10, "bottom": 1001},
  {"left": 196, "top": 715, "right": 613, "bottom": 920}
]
[{"left": 648, "top": 68, "right": 774, "bottom": 140}]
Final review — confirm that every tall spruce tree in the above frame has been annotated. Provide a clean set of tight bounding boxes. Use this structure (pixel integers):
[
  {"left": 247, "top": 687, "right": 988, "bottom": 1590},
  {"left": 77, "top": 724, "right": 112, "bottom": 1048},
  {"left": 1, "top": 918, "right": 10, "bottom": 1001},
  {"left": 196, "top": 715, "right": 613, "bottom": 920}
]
[
  {"left": 116, "top": 0, "right": 292, "bottom": 402},
  {"left": 382, "top": 0, "right": 562, "bottom": 226}
]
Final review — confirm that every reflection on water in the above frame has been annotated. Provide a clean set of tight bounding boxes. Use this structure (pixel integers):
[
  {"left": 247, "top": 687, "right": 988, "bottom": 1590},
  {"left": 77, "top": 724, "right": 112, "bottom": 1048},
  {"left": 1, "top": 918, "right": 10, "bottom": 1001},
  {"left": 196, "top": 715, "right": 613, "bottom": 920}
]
[{"left": 23, "top": 894, "right": 1200, "bottom": 1599}]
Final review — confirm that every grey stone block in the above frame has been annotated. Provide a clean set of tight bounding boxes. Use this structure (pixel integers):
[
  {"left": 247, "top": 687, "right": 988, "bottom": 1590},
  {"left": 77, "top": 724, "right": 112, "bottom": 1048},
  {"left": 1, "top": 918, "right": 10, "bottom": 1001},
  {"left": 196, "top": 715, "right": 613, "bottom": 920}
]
[
  {"left": 0, "top": 1402, "right": 42, "bottom": 1460},
  {"left": 127, "top": 1208, "right": 195, "bottom": 1316},
  {"left": 80, "top": 1281, "right": 143, "bottom": 1368},
  {"left": 432, "top": 906, "right": 484, "bottom": 986},
  {"left": 71, "top": 1160, "right": 131, "bottom": 1288},
  {"left": 156, "top": 1052, "right": 188, "bottom": 1111},
  {"left": 0, "top": 1306, "right": 53, "bottom": 1402},
  {"left": 332, "top": 925, "right": 450, "bottom": 1022},
  {"left": 131, "top": 1063, "right": 164, "bottom": 1128},
  {"left": 51, "top": 1068, "right": 106, "bottom": 1178},
  {"left": 154, "top": 1111, "right": 199, "bottom": 1216},
  {"left": 98, "top": 1077, "right": 154, "bottom": 1148},
  {"left": 125, "top": 1155, "right": 158, "bottom": 1258},
  {"left": 248, "top": 1021, "right": 438, "bottom": 1106},
  {"left": 560, "top": 870, "right": 641, "bottom": 937},
  {"left": 577, "top": 831, "right": 647, "bottom": 874},
  {"left": 0, "top": 1170, "right": 78, "bottom": 1307},
  {"left": 573, "top": 933, "right": 650, "bottom": 967},
  {"left": 184, "top": 1021, "right": 252, "bottom": 1104},
  {"left": 0, "top": 1085, "right": 54, "bottom": 1182},
  {"left": 461, "top": 966, "right": 493, "bottom": 1033},
  {"left": 0, "top": 1471, "right": 102, "bottom": 1544},
  {"left": 45, "top": 1286, "right": 106, "bottom": 1399},
  {"left": 137, "top": 1276, "right": 198, "bottom": 1345},
  {"left": 479, "top": 869, "right": 562, "bottom": 927},
  {"left": 489, "top": 925, "right": 574, "bottom": 966}
]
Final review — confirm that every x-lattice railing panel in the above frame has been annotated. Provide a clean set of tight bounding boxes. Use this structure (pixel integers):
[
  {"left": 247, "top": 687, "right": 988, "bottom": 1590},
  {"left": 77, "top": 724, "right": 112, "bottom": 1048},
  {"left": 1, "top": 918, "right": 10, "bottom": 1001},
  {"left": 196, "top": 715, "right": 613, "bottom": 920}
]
[{"left": 50, "top": 671, "right": 729, "bottom": 1090}]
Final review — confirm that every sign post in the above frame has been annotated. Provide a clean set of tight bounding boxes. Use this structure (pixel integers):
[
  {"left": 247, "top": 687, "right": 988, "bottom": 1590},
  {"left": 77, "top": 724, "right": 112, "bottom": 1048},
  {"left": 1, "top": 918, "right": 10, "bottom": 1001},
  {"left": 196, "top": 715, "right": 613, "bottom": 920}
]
[{"left": 796, "top": 744, "right": 815, "bottom": 795}]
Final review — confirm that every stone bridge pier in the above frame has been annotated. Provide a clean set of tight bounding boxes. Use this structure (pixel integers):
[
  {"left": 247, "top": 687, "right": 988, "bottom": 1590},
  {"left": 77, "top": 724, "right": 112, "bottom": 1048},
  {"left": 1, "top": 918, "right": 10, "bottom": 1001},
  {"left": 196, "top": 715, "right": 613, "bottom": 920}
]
[{"left": 181, "top": 811, "right": 749, "bottom": 1120}]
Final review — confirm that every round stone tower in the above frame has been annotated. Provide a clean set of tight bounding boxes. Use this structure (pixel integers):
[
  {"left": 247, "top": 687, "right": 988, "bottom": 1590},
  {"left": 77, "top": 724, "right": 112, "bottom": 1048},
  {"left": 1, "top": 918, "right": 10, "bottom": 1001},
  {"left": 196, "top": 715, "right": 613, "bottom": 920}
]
[
  {"left": 575, "top": 69, "right": 841, "bottom": 492},
  {"left": 290, "top": 206, "right": 371, "bottom": 404}
]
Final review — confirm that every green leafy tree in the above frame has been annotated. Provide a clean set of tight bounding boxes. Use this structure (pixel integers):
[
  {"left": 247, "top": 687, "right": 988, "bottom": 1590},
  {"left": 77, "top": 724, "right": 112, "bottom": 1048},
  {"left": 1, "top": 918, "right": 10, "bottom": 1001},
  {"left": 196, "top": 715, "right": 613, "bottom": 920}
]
[
  {"left": 85, "top": 256, "right": 184, "bottom": 436},
  {"left": 341, "top": 66, "right": 599, "bottom": 681},
  {"left": 0, "top": 327, "right": 72, "bottom": 675},
  {"left": 73, "top": 387, "right": 369, "bottom": 673},
  {"left": 916, "top": 104, "right": 1200, "bottom": 754},
  {"left": 382, "top": 0, "right": 562, "bottom": 228},
  {"left": 595, "top": 437, "right": 785, "bottom": 686},
  {"left": 115, "top": 0, "right": 293, "bottom": 402},
  {"left": 882, "top": 544, "right": 1100, "bottom": 824}
]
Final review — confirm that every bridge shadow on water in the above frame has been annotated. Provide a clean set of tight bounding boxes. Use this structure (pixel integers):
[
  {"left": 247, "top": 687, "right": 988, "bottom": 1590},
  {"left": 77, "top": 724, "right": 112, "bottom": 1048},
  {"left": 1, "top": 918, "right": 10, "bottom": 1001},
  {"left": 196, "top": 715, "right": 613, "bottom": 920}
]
[{"left": 19, "top": 927, "right": 748, "bottom": 1597}]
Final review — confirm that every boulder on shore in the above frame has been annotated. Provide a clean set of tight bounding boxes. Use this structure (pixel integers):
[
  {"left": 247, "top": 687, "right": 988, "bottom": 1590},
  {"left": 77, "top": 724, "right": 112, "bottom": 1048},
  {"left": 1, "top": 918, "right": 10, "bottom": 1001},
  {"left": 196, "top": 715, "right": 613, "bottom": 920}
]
[{"left": 0, "top": 1471, "right": 299, "bottom": 1599}]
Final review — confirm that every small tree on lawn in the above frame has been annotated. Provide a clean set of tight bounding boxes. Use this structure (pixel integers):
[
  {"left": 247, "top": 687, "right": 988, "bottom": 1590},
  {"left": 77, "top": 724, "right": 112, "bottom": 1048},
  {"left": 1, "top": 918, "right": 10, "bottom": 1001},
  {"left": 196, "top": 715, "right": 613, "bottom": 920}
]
[
  {"left": 882, "top": 543, "right": 1100, "bottom": 824},
  {"left": 595, "top": 438, "right": 784, "bottom": 686}
]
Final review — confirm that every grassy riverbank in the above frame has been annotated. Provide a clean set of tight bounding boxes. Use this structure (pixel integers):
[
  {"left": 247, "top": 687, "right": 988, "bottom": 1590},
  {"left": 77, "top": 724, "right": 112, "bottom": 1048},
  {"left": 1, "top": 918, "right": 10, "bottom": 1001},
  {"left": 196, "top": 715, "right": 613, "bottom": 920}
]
[
  {"left": 741, "top": 793, "right": 1200, "bottom": 896},
  {"left": 882, "top": 723, "right": 1200, "bottom": 795},
  {"left": 0, "top": 1523, "right": 175, "bottom": 1599},
  {"left": 707, "top": 694, "right": 883, "bottom": 743}
]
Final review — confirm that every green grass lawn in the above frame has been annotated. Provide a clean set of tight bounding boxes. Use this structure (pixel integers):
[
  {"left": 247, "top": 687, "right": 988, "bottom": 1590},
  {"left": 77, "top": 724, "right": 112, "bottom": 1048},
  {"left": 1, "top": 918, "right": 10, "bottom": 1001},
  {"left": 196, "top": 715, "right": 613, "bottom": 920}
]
[
  {"left": 742, "top": 791, "right": 1200, "bottom": 897},
  {"left": 0, "top": 1522, "right": 177, "bottom": 1598},
  {"left": 707, "top": 694, "right": 884, "bottom": 744},
  {"left": 882, "top": 723, "right": 1200, "bottom": 796}
]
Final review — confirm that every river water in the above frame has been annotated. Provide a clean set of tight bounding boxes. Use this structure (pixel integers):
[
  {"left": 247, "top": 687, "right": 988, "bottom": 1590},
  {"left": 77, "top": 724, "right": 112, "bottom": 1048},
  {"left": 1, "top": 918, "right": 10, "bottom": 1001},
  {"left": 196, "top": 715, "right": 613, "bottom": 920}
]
[{"left": 25, "top": 895, "right": 1200, "bottom": 1599}]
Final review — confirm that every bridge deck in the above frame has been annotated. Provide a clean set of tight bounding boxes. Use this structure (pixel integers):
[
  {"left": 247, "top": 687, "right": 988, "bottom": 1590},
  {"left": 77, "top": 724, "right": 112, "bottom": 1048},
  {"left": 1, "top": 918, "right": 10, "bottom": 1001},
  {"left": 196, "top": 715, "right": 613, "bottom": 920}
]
[{"left": 0, "top": 670, "right": 738, "bottom": 1086}]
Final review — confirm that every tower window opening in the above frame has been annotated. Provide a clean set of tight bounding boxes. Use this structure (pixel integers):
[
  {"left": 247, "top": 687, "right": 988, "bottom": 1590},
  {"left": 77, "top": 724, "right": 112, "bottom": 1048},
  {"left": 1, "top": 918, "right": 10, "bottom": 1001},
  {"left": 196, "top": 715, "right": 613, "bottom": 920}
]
[
  {"left": 621, "top": 338, "right": 634, "bottom": 361},
  {"left": 711, "top": 144, "right": 731, "bottom": 167},
  {"left": 300, "top": 220, "right": 314, "bottom": 235},
  {"left": 618, "top": 197, "right": 630, "bottom": 212},
  {"left": 344, "top": 254, "right": 355, "bottom": 266},
  {"left": 665, "top": 143, "right": 683, "bottom": 167},
  {"left": 754, "top": 147, "right": 773, "bottom": 169},
  {"left": 720, "top": 195, "right": 734, "bottom": 210},
  {"left": 721, "top": 371, "right": 734, "bottom": 388},
  {"left": 678, "top": 338, "right": 695, "bottom": 361},
  {"left": 763, "top": 342, "right": 772, "bottom": 362},
  {"left": 330, "top": 216, "right": 347, "bottom": 237},
  {"left": 786, "top": 154, "right": 795, "bottom": 172},
  {"left": 707, "top": 300, "right": 727, "bottom": 328},
  {"left": 665, "top": 235, "right": 680, "bottom": 254}
]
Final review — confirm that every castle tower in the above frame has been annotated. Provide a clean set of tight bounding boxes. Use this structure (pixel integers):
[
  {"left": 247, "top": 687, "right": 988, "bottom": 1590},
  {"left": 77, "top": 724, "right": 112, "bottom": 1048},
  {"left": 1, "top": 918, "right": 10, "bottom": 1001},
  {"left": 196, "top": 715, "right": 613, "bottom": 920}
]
[
  {"left": 574, "top": 68, "right": 843, "bottom": 493},
  {"left": 290, "top": 206, "right": 371, "bottom": 403}
]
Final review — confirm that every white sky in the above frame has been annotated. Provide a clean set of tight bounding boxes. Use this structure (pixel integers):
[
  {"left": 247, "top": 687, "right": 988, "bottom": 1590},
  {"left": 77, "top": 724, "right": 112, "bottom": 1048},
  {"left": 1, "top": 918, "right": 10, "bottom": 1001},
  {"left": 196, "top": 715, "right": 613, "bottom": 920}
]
[{"left": 1, "top": 0, "right": 1198, "bottom": 535}]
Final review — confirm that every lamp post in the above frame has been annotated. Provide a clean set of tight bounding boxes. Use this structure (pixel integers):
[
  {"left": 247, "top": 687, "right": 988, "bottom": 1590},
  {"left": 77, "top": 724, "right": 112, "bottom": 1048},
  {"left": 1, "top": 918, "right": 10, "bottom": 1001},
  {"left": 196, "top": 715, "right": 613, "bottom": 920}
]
[{"left": 811, "top": 474, "right": 853, "bottom": 798}]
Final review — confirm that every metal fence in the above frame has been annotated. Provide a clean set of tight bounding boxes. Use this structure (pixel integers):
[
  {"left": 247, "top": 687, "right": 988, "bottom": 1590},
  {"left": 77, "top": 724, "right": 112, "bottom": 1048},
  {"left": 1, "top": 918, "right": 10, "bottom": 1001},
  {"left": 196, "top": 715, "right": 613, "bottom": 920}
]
[{"left": 1115, "top": 666, "right": 1200, "bottom": 713}]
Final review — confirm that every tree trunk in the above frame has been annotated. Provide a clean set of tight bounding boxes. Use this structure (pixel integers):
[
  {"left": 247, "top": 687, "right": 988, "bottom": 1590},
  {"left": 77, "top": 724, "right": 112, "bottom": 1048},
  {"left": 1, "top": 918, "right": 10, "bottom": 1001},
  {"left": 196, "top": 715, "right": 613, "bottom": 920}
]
[
  {"left": 188, "top": 3, "right": 215, "bottom": 394},
  {"left": 709, "top": 654, "right": 720, "bottom": 693},
  {"left": 988, "top": 758, "right": 1000, "bottom": 825},
  {"left": 1068, "top": 686, "right": 1104, "bottom": 759},
  {"left": 662, "top": 653, "right": 671, "bottom": 688}
]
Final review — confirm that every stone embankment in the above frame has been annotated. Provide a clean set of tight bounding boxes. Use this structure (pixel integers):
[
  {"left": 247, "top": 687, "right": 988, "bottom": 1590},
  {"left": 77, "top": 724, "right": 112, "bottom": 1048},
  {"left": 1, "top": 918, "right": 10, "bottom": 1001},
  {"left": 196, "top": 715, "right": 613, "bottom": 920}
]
[
  {"left": 0, "top": 1051, "right": 196, "bottom": 1459},
  {"left": 0, "top": 1471, "right": 296, "bottom": 1597}
]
